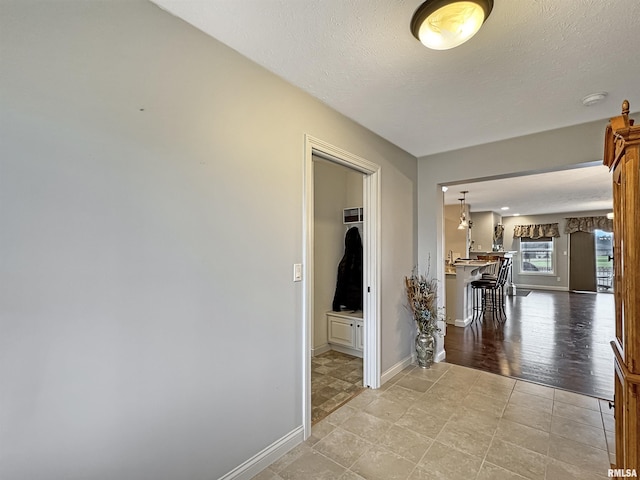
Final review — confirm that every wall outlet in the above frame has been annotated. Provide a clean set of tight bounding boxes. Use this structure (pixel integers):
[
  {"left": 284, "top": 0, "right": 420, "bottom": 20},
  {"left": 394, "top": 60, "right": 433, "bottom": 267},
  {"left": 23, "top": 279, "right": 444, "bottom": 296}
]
[{"left": 557, "top": 276, "right": 561, "bottom": 282}]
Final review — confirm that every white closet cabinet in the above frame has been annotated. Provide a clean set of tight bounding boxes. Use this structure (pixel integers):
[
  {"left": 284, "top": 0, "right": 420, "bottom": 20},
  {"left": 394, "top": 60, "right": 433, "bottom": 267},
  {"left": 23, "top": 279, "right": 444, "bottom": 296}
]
[{"left": 327, "top": 311, "right": 363, "bottom": 358}]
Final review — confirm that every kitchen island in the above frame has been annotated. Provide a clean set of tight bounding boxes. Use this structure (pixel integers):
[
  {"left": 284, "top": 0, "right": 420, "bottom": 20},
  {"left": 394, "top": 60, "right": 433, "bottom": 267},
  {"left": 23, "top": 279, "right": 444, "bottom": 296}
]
[{"left": 446, "top": 260, "right": 499, "bottom": 327}]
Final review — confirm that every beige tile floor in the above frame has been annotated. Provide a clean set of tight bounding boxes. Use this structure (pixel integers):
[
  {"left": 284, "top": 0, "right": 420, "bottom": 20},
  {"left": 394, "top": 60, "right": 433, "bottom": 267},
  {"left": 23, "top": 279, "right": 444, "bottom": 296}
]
[
  {"left": 253, "top": 362, "right": 615, "bottom": 480},
  {"left": 312, "top": 350, "right": 364, "bottom": 424}
]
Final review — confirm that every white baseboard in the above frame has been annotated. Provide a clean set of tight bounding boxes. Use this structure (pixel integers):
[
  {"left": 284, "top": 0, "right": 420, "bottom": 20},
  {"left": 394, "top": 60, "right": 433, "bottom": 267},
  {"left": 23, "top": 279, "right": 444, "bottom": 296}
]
[
  {"left": 329, "top": 344, "right": 363, "bottom": 358},
  {"left": 218, "top": 426, "right": 304, "bottom": 480},
  {"left": 454, "top": 317, "right": 472, "bottom": 327},
  {"left": 516, "top": 284, "right": 568, "bottom": 292},
  {"left": 312, "top": 343, "right": 331, "bottom": 357},
  {"left": 381, "top": 354, "right": 414, "bottom": 386}
]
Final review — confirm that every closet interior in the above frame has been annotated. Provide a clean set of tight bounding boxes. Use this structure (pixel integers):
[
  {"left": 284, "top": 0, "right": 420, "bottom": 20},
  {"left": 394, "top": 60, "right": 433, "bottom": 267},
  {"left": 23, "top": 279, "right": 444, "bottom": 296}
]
[{"left": 311, "top": 156, "right": 365, "bottom": 424}]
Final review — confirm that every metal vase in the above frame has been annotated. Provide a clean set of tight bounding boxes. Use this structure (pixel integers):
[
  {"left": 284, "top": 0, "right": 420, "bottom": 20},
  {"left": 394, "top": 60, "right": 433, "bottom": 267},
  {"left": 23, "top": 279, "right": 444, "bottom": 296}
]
[{"left": 415, "top": 332, "right": 435, "bottom": 368}]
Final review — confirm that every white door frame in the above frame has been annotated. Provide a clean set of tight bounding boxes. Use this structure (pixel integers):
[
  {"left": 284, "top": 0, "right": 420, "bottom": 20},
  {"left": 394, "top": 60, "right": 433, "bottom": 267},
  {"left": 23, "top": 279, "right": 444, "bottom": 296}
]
[{"left": 302, "top": 135, "right": 381, "bottom": 439}]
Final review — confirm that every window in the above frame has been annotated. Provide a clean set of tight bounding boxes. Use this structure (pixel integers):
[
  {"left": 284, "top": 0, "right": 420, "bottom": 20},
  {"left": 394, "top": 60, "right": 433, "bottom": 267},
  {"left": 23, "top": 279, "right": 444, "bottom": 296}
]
[{"left": 520, "top": 237, "right": 554, "bottom": 274}]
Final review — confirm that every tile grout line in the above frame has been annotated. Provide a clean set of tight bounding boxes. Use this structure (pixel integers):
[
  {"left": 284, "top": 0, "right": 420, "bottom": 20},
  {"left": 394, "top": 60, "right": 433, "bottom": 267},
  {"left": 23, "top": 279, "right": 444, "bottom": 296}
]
[
  {"left": 545, "top": 389, "right": 556, "bottom": 480},
  {"left": 474, "top": 381, "right": 523, "bottom": 480},
  {"left": 473, "top": 370, "right": 497, "bottom": 480}
]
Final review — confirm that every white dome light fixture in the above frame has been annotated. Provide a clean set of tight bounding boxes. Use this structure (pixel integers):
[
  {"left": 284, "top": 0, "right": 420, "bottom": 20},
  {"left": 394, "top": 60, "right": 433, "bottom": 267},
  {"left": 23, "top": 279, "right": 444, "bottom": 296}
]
[{"left": 411, "top": 0, "right": 493, "bottom": 50}]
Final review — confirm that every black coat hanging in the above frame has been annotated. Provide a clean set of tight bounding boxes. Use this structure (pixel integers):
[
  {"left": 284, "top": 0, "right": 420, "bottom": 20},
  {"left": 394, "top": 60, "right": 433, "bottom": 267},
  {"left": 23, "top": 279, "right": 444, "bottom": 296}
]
[{"left": 332, "top": 227, "right": 363, "bottom": 311}]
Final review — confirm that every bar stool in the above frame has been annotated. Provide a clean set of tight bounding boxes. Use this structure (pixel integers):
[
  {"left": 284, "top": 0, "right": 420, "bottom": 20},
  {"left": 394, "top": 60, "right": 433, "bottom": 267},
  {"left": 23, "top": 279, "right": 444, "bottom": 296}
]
[
  {"left": 477, "top": 255, "right": 500, "bottom": 279},
  {"left": 471, "top": 258, "right": 511, "bottom": 322}
]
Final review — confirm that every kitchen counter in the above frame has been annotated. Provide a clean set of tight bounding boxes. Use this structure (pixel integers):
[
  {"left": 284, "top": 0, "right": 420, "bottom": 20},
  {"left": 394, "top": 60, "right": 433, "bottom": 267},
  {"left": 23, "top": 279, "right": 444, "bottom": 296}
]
[{"left": 447, "top": 261, "right": 498, "bottom": 327}]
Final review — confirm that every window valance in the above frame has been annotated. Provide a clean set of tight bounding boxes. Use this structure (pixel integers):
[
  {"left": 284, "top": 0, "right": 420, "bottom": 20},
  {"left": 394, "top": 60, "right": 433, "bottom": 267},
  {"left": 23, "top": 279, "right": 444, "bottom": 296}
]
[
  {"left": 564, "top": 216, "right": 613, "bottom": 234},
  {"left": 513, "top": 223, "right": 560, "bottom": 239}
]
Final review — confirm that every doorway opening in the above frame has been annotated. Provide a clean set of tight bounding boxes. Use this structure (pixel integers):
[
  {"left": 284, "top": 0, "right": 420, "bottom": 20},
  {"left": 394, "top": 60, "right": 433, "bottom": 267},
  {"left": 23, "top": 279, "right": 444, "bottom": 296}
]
[
  {"left": 311, "top": 158, "right": 365, "bottom": 425},
  {"left": 302, "top": 135, "right": 380, "bottom": 439},
  {"left": 439, "top": 164, "right": 615, "bottom": 399}
]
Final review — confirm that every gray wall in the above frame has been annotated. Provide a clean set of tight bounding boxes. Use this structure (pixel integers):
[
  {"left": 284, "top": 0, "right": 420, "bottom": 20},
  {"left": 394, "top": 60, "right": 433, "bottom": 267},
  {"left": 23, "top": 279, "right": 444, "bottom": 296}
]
[{"left": 0, "top": 2, "right": 417, "bottom": 479}]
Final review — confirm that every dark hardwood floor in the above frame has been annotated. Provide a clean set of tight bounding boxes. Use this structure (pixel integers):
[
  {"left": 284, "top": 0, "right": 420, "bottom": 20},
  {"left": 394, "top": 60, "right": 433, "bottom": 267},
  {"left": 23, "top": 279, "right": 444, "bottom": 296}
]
[{"left": 444, "top": 290, "right": 615, "bottom": 400}]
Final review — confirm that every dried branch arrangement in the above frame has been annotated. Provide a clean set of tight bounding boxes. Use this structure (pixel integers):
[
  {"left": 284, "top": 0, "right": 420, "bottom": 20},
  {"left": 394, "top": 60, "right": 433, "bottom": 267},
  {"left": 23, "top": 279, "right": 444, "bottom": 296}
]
[{"left": 404, "top": 270, "right": 442, "bottom": 337}]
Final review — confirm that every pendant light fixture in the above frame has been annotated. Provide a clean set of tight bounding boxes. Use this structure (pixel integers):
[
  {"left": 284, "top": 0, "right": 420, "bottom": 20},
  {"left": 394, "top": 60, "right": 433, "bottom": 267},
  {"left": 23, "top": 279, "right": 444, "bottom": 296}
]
[
  {"left": 457, "top": 190, "right": 469, "bottom": 229},
  {"left": 410, "top": 0, "right": 493, "bottom": 50}
]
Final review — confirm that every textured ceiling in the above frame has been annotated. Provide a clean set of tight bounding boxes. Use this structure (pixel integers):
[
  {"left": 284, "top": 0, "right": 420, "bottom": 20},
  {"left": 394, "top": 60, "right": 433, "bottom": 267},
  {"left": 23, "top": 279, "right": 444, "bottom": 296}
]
[
  {"left": 152, "top": 0, "right": 640, "bottom": 157},
  {"left": 150, "top": 0, "right": 638, "bottom": 215}
]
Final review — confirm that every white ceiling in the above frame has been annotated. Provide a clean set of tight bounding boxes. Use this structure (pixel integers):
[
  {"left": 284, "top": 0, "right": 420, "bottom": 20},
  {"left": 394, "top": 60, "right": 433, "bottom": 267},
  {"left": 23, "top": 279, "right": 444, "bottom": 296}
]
[
  {"left": 442, "top": 163, "right": 613, "bottom": 216},
  {"left": 151, "top": 0, "right": 638, "bottom": 213}
]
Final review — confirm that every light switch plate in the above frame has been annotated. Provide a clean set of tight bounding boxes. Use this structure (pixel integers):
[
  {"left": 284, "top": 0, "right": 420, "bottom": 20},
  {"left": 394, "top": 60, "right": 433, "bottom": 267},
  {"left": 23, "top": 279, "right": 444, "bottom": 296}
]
[{"left": 293, "top": 263, "right": 302, "bottom": 282}]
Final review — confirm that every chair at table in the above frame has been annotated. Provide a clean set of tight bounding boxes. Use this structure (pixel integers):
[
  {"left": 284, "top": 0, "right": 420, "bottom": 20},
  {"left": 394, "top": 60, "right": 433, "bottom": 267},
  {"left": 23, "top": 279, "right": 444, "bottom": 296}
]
[{"left": 471, "top": 257, "right": 512, "bottom": 322}]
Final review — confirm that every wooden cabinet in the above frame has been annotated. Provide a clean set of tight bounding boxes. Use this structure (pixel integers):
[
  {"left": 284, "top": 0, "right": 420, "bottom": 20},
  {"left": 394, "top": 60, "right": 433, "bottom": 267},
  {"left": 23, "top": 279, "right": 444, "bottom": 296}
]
[
  {"left": 327, "top": 311, "right": 363, "bottom": 357},
  {"left": 603, "top": 100, "right": 640, "bottom": 471}
]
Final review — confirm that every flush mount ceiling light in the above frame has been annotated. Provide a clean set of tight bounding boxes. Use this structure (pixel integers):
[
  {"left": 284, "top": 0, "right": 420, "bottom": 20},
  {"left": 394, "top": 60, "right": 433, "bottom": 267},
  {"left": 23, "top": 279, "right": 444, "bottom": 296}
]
[{"left": 410, "top": 0, "right": 493, "bottom": 50}]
